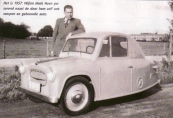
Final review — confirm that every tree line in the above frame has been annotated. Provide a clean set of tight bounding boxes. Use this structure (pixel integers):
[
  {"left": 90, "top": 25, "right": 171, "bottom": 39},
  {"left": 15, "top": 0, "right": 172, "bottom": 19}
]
[
  {"left": 0, "top": 18, "right": 53, "bottom": 39},
  {"left": 0, "top": 18, "right": 31, "bottom": 39},
  {"left": 169, "top": 1, "right": 173, "bottom": 32},
  {"left": 37, "top": 25, "right": 53, "bottom": 37}
]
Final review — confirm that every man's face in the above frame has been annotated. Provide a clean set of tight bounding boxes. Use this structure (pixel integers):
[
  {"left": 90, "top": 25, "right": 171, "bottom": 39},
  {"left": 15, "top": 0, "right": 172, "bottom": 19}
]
[{"left": 64, "top": 8, "right": 73, "bottom": 20}]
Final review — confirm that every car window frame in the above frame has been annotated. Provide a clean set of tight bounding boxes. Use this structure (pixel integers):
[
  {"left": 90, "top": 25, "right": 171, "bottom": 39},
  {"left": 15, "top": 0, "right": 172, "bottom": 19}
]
[
  {"left": 99, "top": 35, "right": 129, "bottom": 58},
  {"left": 62, "top": 37, "right": 97, "bottom": 54}
]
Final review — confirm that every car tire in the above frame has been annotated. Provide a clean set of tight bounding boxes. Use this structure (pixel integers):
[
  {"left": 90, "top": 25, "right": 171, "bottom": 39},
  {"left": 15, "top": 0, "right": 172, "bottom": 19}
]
[{"left": 60, "top": 76, "right": 94, "bottom": 116}]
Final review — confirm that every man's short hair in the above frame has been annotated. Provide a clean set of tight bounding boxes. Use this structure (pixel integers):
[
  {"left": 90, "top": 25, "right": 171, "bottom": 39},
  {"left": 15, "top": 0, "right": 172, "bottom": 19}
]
[{"left": 64, "top": 5, "right": 73, "bottom": 11}]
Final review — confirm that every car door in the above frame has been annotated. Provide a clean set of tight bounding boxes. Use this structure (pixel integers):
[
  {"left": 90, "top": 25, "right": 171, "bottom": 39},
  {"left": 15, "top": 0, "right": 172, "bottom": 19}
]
[{"left": 97, "top": 36, "right": 132, "bottom": 100}]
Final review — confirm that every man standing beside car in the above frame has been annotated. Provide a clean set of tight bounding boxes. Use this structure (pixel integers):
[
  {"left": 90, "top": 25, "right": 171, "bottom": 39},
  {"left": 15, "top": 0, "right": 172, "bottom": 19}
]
[{"left": 51, "top": 5, "right": 85, "bottom": 56}]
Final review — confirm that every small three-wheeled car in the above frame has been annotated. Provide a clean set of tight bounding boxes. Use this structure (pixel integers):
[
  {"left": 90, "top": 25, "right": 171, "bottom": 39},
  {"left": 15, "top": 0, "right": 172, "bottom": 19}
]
[{"left": 19, "top": 32, "right": 160, "bottom": 116}]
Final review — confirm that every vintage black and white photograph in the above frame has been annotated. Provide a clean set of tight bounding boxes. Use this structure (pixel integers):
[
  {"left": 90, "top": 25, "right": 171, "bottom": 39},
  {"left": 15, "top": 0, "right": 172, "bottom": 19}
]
[{"left": 0, "top": 0, "right": 173, "bottom": 117}]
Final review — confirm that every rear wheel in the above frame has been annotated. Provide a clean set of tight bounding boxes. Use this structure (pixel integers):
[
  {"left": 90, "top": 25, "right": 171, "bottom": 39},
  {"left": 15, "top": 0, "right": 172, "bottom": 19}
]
[{"left": 61, "top": 76, "right": 94, "bottom": 116}]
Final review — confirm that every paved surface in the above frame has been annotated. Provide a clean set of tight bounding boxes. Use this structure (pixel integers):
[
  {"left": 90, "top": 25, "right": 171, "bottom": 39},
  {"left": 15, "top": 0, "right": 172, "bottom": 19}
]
[{"left": 0, "top": 84, "right": 173, "bottom": 118}]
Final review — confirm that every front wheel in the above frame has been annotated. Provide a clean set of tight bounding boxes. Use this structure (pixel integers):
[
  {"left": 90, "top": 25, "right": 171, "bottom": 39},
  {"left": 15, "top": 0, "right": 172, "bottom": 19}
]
[{"left": 61, "top": 77, "right": 94, "bottom": 116}]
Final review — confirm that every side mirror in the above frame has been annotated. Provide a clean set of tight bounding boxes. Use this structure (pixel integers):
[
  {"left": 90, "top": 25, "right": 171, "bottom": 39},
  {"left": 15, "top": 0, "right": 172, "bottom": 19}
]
[
  {"left": 102, "top": 39, "right": 108, "bottom": 44},
  {"left": 86, "top": 46, "right": 94, "bottom": 54}
]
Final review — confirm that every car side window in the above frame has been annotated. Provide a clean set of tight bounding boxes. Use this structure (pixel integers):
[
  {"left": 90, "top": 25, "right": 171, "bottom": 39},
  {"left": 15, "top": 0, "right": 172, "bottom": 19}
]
[
  {"left": 111, "top": 36, "right": 127, "bottom": 57},
  {"left": 99, "top": 37, "right": 110, "bottom": 57}
]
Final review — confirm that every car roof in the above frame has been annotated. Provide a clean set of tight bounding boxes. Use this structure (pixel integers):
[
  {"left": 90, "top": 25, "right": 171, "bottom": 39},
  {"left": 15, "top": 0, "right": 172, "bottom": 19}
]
[{"left": 69, "top": 32, "right": 128, "bottom": 39}]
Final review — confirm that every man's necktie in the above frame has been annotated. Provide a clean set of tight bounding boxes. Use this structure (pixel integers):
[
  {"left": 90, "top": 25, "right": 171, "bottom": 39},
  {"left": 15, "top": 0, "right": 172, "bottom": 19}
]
[{"left": 65, "top": 20, "right": 69, "bottom": 27}]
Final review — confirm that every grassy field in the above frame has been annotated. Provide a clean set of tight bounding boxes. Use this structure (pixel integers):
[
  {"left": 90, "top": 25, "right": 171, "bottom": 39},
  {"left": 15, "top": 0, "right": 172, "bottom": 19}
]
[
  {"left": 0, "top": 38, "right": 170, "bottom": 59},
  {"left": 0, "top": 38, "right": 53, "bottom": 59},
  {"left": 138, "top": 42, "right": 169, "bottom": 56}
]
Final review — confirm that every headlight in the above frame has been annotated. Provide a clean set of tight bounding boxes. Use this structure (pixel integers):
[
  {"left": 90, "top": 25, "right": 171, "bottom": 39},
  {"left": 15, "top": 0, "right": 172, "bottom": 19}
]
[
  {"left": 152, "top": 61, "right": 159, "bottom": 73},
  {"left": 19, "top": 62, "right": 26, "bottom": 74},
  {"left": 47, "top": 72, "right": 54, "bottom": 81},
  {"left": 47, "top": 66, "right": 55, "bottom": 82}
]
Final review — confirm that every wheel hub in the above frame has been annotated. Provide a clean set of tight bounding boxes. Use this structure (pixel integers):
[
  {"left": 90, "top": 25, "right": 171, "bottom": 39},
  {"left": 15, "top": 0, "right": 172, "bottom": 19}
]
[
  {"left": 65, "top": 83, "right": 89, "bottom": 112},
  {"left": 71, "top": 91, "right": 83, "bottom": 104}
]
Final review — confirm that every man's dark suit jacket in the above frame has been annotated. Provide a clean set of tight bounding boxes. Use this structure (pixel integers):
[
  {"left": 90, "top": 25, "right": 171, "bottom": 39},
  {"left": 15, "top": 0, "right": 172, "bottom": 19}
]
[{"left": 52, "top": 18, "right": 85, "bottom": 56}]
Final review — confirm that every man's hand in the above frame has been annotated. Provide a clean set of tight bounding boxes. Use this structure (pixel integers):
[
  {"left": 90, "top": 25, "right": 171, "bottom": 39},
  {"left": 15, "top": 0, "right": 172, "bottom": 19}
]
[
  {"left": 50, "top": 51, "right": 54, "bottom": 57},
  {"left": 68, "top": 32, "right": 72, "bottom": 36},
  {"left": 66, "top": 32, "right": 72, "bottom": 41}
]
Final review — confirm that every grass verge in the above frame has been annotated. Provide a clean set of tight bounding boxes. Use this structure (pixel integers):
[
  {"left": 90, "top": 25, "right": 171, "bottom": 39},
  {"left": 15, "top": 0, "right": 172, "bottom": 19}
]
[
  {"left": 159, "top": 59, "right": 173, "bottom": 84},
  {"left": 0, "top": 67, "right": 26, "bottom": 102}
]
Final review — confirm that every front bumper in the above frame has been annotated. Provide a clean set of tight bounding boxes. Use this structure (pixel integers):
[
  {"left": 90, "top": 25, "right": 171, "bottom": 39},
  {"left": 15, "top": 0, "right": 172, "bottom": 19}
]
[{"left": 19, "top": 87, "right": 59, "bottom": 103}]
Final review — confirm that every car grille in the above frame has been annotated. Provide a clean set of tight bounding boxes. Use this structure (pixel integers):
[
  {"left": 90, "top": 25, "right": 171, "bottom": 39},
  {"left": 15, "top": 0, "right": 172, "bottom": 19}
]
[{"left": 30, "top": 69, "right": 47, "bottom": 85}]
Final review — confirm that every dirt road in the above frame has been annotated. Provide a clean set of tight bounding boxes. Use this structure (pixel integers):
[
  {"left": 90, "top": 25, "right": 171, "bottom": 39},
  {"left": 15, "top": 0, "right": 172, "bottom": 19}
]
[{"left": 1, "top": 85, "right": 173, "bottom": 118}]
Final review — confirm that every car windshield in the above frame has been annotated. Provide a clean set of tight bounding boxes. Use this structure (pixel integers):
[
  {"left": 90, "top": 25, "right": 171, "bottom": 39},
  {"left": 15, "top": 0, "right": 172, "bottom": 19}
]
[{"left": 63, "top": 38, "right": 96, "bottom": 54}]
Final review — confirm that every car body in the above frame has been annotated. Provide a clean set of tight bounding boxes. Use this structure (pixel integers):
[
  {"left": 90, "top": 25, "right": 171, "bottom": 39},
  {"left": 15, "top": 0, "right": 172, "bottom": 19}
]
[{"left": 19, "top": 32, "right": 160, "bottom": 115}]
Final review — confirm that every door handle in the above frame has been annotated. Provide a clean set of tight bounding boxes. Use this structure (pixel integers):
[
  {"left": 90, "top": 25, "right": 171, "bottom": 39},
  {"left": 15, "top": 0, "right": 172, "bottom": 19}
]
[{"left": 128, "top": 66, "right": 133, "bottom": 68}]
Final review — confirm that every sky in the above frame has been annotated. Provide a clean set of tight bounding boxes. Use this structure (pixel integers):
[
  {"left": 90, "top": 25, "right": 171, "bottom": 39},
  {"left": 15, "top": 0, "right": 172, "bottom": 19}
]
[{"left": 0, "top": 0, "right": 172, "bottom": 34}]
